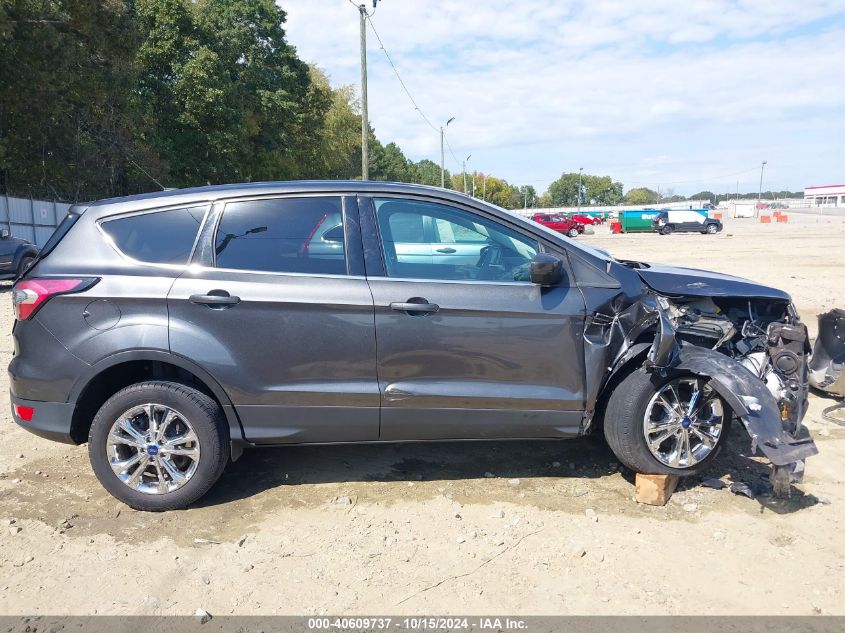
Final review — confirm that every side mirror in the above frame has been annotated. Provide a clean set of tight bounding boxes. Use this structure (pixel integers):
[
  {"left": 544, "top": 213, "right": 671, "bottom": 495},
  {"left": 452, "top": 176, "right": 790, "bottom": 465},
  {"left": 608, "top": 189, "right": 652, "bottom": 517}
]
[
  {"left": 530, "top": 253, "right": 564, "bottom": 286},
  {"left": 0, "top": 229, "right": 8, "bottom": 239}
]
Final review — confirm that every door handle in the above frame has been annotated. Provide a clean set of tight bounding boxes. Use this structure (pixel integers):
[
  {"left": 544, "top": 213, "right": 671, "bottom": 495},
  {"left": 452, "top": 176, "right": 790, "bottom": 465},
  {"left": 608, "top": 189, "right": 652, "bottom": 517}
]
[
  {"left": 390, "top": 299, "right": 440, "bottom": 315},
  {"left": 189, "top": 291, "right": 241, "bottom": 307},
  {"left": 435, "top": 247, "right": 456, "bottom": 253}
]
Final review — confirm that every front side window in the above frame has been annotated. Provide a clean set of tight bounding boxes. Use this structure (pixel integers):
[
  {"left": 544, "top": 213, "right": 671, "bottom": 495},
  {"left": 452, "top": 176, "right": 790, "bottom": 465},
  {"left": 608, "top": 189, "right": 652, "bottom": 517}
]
[
  {"left": 374, "top": 197, "right": 538, "bottom": 282},
  {"left": 101, "top": 206, "right": 207, "bottom": 265},
  {"left": 214, "top": 197, "right": 345, "bottom": 275}
]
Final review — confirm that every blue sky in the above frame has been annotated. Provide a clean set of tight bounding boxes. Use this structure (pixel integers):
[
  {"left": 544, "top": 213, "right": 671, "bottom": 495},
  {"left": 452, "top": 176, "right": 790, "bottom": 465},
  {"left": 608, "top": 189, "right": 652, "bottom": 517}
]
[{"left": 283, "top": 1, "right": 845, "bottom": 196}]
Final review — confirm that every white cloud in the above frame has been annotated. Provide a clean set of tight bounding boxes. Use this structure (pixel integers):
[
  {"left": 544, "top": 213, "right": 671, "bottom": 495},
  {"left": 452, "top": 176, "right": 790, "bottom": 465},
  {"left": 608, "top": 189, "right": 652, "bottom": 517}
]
[{"left": 282, "top": 1, "right": 845, "bottom": 193}]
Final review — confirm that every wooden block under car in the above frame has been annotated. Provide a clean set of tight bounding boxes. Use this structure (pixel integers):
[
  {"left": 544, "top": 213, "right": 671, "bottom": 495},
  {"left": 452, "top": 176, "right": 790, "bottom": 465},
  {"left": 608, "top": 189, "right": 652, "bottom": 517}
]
[{"left": 635, "top": 473, "right": 679, "bottom": 506}]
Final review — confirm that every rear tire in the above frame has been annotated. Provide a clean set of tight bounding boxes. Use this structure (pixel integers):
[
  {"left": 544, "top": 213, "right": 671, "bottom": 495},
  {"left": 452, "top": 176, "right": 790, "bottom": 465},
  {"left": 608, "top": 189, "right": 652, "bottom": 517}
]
[
  {"left": 88, "top": 381, "right": 229, "bottom": 511},
  {"left": 603, "top": 368, "right": 730, "bottom": 476},
  {"left": 660, "top": 225, "right": 673, "bottom": 235}
]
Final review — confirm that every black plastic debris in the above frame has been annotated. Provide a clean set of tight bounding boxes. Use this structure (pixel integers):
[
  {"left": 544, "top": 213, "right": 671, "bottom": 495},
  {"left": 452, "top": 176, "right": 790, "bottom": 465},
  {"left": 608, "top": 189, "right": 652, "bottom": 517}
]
[
  {"left": 730, "top": 481, "right": 757, "bottom": 499},
  {"left": 701, "top": 478, "right": 727, "bottom": 490}
]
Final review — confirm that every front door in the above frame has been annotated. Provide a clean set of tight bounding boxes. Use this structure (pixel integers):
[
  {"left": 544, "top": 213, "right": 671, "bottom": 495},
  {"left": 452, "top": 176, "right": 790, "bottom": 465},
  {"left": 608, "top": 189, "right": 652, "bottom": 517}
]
[
  {"left": 363, "top": 196, "right": 587, "bottom": 441},
  {"left": 168, "top": 194, "right": 379, "bottom": 444}
]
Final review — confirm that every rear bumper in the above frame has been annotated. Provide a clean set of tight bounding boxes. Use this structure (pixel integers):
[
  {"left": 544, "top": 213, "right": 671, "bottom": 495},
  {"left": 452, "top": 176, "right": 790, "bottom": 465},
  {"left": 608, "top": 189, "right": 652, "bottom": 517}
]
[{"left": 10, "top": 396, "right": 76, "bottom": 444}]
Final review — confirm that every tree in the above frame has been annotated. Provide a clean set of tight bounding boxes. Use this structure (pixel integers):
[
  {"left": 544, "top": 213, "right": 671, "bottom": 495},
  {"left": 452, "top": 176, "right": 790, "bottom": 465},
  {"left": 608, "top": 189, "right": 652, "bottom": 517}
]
[
  {"left": 583, "top": 175, "right": 623, "bottom": 205},
  {"left": 135, "top": 0, "right": 312, "bottom": 185},
  {"left": 0, "top": 0, "right": 153, "bottom": 200},
  {"left": 624, "top": 187, "right": 659, "bottom": 205},
  {"left": 408, "top": 159, "right": 449, "bottom": 188},
  {"left": 546, "top": 173, "right": 580, "bottom": 206},
  {"left": 545, "top": 172, "right": 622, "bottom": 206},
  {"left": 688, "top": 191, "right": 716, "bottom": 203},
  {"left": 371, "top": 142, "right": 409, "bottom": 182}
]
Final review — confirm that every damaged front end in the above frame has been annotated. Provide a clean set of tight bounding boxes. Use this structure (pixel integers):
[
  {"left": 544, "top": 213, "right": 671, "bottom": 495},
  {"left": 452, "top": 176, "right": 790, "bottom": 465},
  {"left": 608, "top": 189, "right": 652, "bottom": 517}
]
[{"left": 582, "top": 262, "right": 817, "bottom": 493}]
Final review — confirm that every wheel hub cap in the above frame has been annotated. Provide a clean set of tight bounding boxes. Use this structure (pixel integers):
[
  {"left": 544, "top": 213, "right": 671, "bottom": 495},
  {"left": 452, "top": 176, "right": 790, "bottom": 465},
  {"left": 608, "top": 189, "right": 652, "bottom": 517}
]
[
  {"left": 106, "top": 403, "right": 200, "bottom": 495},
  {"left": 643, "top": 378, "right": 725, "bottom": 468}
]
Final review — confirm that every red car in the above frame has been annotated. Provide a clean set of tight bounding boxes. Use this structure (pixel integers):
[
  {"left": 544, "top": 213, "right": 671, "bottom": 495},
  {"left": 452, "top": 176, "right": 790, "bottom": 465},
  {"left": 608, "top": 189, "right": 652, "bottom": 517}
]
[
  {"left": 570, "top": 214, "right": 602, "bottom": 226},
  {"left": 531, "top": 213, "right": 584, "bottom": 238}
]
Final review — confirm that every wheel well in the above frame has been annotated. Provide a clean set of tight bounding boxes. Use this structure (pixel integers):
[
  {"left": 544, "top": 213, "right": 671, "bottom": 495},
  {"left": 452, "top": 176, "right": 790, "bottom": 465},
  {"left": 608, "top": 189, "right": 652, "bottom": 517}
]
[
  {"left": 590, "top": 346, "right": 650, "bottom": 434},
  {"left": 69, "top": 360, "right": 222, "bottom": 444}
]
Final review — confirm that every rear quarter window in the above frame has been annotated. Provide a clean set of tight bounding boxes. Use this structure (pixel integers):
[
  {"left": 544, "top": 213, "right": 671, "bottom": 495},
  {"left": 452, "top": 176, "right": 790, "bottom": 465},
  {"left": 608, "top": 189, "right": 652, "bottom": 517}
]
[{"left": 100, "top": 206, "right": 207, "bottom": 265}]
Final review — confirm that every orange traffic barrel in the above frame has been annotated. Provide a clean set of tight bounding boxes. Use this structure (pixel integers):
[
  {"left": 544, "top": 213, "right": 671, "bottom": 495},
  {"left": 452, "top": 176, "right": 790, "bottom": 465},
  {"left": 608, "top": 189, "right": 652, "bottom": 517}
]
[
  {"left": 760, "top": 215, "right": 771, "bottom": 223},
  {"left": 777, "top": 214, "right": 788, "bottom": 223}
]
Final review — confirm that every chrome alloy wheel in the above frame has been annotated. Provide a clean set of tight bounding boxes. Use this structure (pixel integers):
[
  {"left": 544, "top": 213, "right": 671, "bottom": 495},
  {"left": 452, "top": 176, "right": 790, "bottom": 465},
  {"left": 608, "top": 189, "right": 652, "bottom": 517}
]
[
  {"left": 643, "top": 378, "right": 725, "bottom": 468},
  {"left": 106, "top": 404, "right": 200, "bottom": 494}
]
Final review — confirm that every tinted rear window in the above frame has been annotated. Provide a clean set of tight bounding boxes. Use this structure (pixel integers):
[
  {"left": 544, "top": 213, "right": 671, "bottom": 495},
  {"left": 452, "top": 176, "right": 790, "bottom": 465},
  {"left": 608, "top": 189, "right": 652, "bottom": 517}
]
[
  {"left": 101, "top": 207, "right": 207, "bottom": 264},
  {"left": 214, "top": 197, "right": 345, "bottom": 275}
]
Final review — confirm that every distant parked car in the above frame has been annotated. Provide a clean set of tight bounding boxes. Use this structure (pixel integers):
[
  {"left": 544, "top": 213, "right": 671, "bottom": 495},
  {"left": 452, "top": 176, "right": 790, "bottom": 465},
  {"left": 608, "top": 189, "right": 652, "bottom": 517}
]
[
  {"left": 0, "top": 229, "right": 39, "bottom": 280},
  {"left": 653, "top": 210, "right": 722, "bottom": 235},
  {"left": 570, "top": 214, "right": 602, "bottom": 226},
  {"left": 531, "top": 214, "right": 584, "bottom": 238}
]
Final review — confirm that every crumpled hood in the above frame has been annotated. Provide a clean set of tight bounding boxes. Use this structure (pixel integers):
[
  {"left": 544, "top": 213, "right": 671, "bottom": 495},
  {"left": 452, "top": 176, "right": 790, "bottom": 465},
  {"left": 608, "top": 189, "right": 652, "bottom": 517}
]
[{"left": 633, "top": 262, "right": 791, "bottom": 301}]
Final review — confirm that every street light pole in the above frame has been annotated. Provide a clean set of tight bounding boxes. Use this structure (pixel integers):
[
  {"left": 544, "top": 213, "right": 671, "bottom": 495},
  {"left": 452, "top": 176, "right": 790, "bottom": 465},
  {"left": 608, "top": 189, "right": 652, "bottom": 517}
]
[
  {"left": 463, "top": 154, "right": 471, "bottom": 194},
  {"left": 578, "top": 167, "right": 583, "bottom": 212},
  {"left": 440, "top": 117, "right": 454, "bottom": 188},
  {"left": 358, "top": 3, "right": 369, "bottom": 180},
  {"left": 757, "top": 160, "right": 767, "bottom": 217}
]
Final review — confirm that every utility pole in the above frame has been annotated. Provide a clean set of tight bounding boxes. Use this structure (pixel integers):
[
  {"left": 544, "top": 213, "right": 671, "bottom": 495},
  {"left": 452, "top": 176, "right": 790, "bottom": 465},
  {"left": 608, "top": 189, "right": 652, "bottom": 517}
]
[
  {"left": 440, "top": 117, "right": 454, "bottom": 188},
  {"left": 482, "top": 174, "right": 487, "bottom": 201},
  {"left": 358, "top": 3, "right": 369, "bottom": 180},
  {"left": 757, "top": 160, "right": 767, "bottom": 217},
  {"left": 472, "top": 172, "right": 477, "bottom": 198},
  {"left": 463, "top": 154, "right": 471, "bottom": 194},
  {"left": 577, "top": 167, "right": 583, "bottom": 212}
]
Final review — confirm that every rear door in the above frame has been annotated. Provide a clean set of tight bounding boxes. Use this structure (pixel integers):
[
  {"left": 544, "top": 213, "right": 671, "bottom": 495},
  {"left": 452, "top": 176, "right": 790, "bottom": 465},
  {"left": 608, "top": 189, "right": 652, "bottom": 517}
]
[
  {"left": 167, "top": 194, "right": 379, "bottom": 444},
  {"left": 361, "top": 195, "right": 587, "bottom": 441}
]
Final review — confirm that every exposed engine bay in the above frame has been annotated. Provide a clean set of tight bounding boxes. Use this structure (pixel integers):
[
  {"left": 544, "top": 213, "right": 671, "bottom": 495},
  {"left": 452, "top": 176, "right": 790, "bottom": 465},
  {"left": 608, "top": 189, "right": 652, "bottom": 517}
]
[{"left": 660, "top": 295, "right": 810, "bottom": 437}]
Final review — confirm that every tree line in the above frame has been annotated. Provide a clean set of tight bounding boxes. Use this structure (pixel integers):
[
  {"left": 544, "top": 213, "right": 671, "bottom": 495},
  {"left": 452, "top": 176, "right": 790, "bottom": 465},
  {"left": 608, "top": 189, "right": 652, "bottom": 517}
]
[{"left": 0, "top": 1, "right": 802, "bottom": 209}]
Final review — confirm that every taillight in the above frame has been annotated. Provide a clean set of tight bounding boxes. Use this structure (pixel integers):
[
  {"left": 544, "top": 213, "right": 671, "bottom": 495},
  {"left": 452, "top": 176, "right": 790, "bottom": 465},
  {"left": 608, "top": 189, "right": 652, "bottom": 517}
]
[
  {"left": 14, "top": 404, "right": 34, "bottom": 421},
  {"left": 12, "top": 278, "right": 98, "bottom": 321}
]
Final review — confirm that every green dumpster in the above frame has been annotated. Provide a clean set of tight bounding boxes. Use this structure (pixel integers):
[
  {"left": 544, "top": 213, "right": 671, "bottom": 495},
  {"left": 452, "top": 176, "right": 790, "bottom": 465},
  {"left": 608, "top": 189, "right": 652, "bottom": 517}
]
[{"left": 619, "top": 209, "right": 661, "bottom": 233}]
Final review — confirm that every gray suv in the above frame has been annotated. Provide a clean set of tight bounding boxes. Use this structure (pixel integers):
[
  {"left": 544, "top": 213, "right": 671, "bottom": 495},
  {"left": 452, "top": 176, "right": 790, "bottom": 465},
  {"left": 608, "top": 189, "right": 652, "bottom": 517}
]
[{"left": 9, "top": 182, "right": 816, "bottom": 510}]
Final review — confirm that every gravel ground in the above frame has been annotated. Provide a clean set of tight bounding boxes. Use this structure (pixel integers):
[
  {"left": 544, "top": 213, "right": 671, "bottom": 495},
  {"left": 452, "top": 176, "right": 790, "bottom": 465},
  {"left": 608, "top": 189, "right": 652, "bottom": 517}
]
[{"left": 0, "top": 213, "right": 843, "bottom": 616}]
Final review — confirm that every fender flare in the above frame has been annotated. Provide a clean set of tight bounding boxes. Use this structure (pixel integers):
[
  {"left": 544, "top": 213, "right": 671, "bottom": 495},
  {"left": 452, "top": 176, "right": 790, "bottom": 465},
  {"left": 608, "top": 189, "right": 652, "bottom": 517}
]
[
  {"left": 68, "top": 349, "right": 245, "bottom": 441},
  {"left": 672, "top": 345, "right": 818, "bottom": 466}
]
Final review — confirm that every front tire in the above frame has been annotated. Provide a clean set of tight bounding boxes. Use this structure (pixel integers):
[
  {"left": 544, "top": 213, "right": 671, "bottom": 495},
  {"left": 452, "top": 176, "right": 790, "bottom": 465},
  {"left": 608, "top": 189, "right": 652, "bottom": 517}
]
[
  {"left": 660, "top": 225, "right": 673, "bottom": 235},
  {"left": 88, "top": 381, "right": 229, "bottom": 511},
  {"left": 706, "top": 223, "right": 718, "bottom": 234},
  {"left": 567, "top": 227, "right": 580, "bottom": 238},
  {"left": 17, "top": 255, "right": 35, "bottom": 277},
  {"left": 603, "top": 369, "right": 730, "bottom": 476}
]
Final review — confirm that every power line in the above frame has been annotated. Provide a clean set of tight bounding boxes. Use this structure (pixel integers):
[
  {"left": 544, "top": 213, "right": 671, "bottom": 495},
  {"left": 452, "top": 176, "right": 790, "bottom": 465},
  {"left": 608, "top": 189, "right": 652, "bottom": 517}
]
[
  {"left": 443, "top": 135, "right": 461, "bottom": 166},
  {"left": 365, "top": 12, "right": 462, "bottom": 168},
  {"left": 365, "top": 13, "right": 437, "bottom": 133}
]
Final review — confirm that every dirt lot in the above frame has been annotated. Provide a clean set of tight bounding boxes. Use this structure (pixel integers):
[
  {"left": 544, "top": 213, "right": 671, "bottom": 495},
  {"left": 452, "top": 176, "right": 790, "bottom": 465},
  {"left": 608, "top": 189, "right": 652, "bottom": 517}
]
[{"left": 1, "top": 213, "right": 844, "bottom": 616}]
